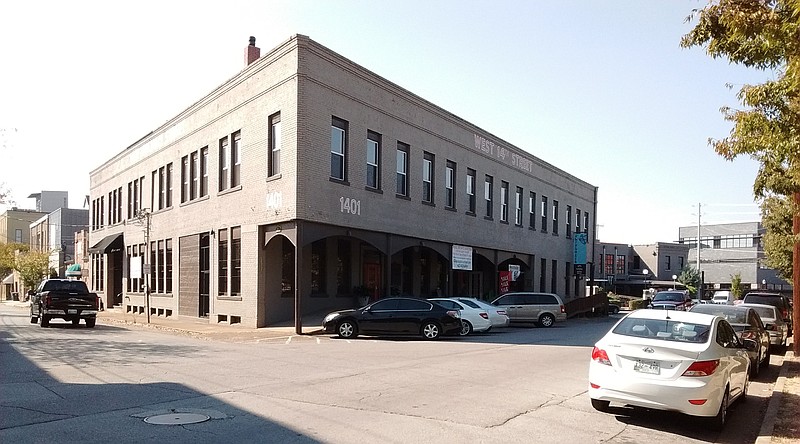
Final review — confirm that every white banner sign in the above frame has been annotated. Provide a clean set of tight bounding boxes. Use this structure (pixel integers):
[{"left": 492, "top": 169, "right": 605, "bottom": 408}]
[
  {"left": 130, "top": 256, "right": 142, "bottom": 278},
  {"left": 452, "top": 245, "right": 473, "bottom": 271}
]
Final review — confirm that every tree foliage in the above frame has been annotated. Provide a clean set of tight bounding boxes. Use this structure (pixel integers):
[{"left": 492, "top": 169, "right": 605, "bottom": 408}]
[
  {"left": 0, "top": 242, "right": 29, "bottom": 278},
  {"left": 760, "top": 194, "right": 797, "bottom": 278},
  {"left": 682, "top": 0, "right": 800, "bottom": 199},
  {"left": 14, "top": 250, "right": 50, "bottom": 290},
  {"left": 679, "top": 265, "right": 702, "bottom": 297},
  {"left": 730, "top": 272, "right": 744, "bottom": 298}
]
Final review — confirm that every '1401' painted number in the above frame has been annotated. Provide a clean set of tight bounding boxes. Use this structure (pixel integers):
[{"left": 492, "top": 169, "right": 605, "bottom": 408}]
[{"left": 340, "top": 197, "right": 361, "bottom": 215}]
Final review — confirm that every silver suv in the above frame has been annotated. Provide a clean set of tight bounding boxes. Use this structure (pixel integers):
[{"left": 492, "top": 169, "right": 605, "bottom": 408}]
[{"left": 491, "top": 292, "right": 566, "bottom": 327}]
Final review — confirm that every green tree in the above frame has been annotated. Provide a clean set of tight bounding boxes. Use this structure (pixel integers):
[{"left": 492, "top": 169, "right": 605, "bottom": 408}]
[
  {"left": 678, "top": 265, "right": 701, "bottom": 297},
  {"left": 683, "top": 0, "right": 800, "bottom": 352},
  {"left": 730, "top": 272, "right": 744, "bottom": 299},
  {"left": 14, "top": 250, "right": 50, "bottom": 290},
  {"left": 0, "top": 242, "right": 28, "bottom": 278},
  {"left": 761, "top": 194, "right": 795, "bottom": 278}
]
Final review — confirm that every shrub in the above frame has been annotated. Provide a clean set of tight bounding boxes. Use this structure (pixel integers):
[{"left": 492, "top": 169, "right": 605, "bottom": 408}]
[{"left": 629, "top": 299, "right": 649, "bottom": 310}]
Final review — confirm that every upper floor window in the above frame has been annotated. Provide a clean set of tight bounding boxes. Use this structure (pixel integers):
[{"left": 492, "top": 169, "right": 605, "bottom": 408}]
[
  {"left": 566, "top": 205, "right": 572, "bottom": 238},
  {"left": 190, "top": 151, "right": 199, "bottom": 200},
  {"left": 218, "top": 131, "right": 241, "bottom": 192},
  {"left": 219, "top": 136, "right": 229, "bottom": 191},
  {"left": 500, "top": 181, "right": 509, "bottom": 222},
  {"left": 552, "top": 200, "right": 559, "bottom": 235},
  {"left": 445, "top": 161, "right": 456, "bottom": 209},
  {"left": 422, "top": 152, "right": 434, "bottom": 204},
  {"left": 466, "top": 168, "right": 476, "bottom": 214},
  {"left": 666, "top": 255, "right": 672, "bottom": 270},
  {"left": 484, "top": 175, "right": 493, "bottom": 219},
  {"left": 575, "top": 208, "right": 581, "bottom": 234},
  {"left": 128, "top": 176, "right": 144, "bottom": 218},
  {"left": 331, "top": 117, "right": 348, "bottom": 181},
  {"left": 515, "top": 187, "right": 523, "bottom": 226},
  {"left": 540, "top": 195, "right": 548, "bottom": 232},
  {"left": 584, "top": 211, "right": 590, "bottom": 233},
  {"left": 529, "top": 192, "right": 536, "bottom": 229},
  {"left": 367, "top": 131, "right": 381, "bottom": 190},
  {"left": 269, "top": 113, "right": 281, "bottom": 176},
  {"left": 200, "top": 147, "right": 208, "bottom": 197},
  {"left": 231, "top": 131, "right": 241, "bottom": 188},
  {"left": 396, "top": 142, "right": 409, "bottom": 196}
]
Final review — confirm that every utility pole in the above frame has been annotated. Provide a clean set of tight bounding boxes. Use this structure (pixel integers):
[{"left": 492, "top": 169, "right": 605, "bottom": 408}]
[
  {"left": 697, "top": 203, "right": 703, "bottom": 299},
  {"left": 134, "top": 208, "right": 152, "bottom": 324}
]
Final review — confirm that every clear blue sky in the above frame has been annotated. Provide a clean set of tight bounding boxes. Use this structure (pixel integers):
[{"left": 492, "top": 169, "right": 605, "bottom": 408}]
[{"left": 0, "top": 0, "right": 771, "bottom": 244}]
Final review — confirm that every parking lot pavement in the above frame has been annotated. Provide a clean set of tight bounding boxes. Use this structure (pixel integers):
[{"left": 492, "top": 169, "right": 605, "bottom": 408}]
[{"left": 3, "top": 298, "right": 799, "bottom": 442}]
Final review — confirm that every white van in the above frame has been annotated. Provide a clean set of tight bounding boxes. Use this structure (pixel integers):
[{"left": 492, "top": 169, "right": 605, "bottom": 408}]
[{"left": 712, "top": 290, "right": 735, "bottom": 305}]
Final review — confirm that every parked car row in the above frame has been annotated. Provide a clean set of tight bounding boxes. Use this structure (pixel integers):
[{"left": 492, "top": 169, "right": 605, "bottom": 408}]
[{"left": 322, "top": 292, "right": 567, "bottom": 340}]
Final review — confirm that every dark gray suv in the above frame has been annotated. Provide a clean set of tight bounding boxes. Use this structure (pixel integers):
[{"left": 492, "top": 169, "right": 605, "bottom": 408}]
[{"left": 742, "top": 292, "right": 793, "bottom": 336}]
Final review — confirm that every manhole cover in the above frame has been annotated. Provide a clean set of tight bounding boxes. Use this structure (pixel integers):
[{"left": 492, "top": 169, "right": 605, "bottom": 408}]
[{"left": 143, "top": 413, "right": 210, "bottom": 425}]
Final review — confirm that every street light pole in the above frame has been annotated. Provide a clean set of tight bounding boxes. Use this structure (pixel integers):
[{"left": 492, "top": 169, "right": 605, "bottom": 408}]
[{"left": 134, "top": 208, "right": 152, "bottom": 324}]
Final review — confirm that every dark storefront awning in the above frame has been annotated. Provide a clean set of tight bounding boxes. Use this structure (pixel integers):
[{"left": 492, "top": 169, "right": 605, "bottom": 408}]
[{"left": 88, "top": 233, "right": 124, "bottom": 254}]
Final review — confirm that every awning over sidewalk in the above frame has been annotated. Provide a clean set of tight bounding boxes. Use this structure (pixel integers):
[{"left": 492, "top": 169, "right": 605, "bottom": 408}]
[
  {"left": 88, "top": 233, "right": 123, "bottom": 254},
  {"left": 2, "top": 274, "right": 13, "bottom": 285}
]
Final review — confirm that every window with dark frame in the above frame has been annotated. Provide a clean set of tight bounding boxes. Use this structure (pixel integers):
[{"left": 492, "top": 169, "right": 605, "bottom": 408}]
[
  {"left": 190, "top": 151, "right": 198, "bottom": 200},
  {"left": 331, "top": 117, "right": 347, "bottom": 181},
  {"left": 231, "top": 131, "right": 241, "bottom": 187},
  {"left": 551, "top": 259, "right": 558, "bottom": 294},
  {"left": 181, "top": 156, "right": 189, "bottom": 203},
  {"left": 485, "top": 175, "right": 493, "bottom": 218},
  {"left": 231, "top": 227, "right": 241, "bottom": 296},
  {"left": 337, "top": 239, "right": 352, "bottom": 295},
  {"left": 422, "top": 151, "right": 434, "bottom": 203},
  {"left": 445, "top": 160, "right": 455, "bottom": 209},
  {"left": 311, "top": 239, "right": 327, "bottom": 294},
  {"left": 396, "top": 142, "right": 408, "bottom": 196},
  {"left": 541, "top": 195, "right": 548, "bottom": 232},
  {"left": 218, "top": 228, "right": 228, "bottom": 296},
  {"left": 200, "top": 147, "right": 208, "bottom": 197},
  {"left": 466, "top": 168, "right": 476, "bottom": 213},
  {"left": 529, "top": 191, "right": 536, "bottom": 229},
  {"left": 515, "top": 186, "right": 523, "bottom": 226},
  {"left": 540, "top": 258, "right": 547, "bottom": 292},
  {"left": 269, "top": 113, "right": 281, "bottom": 176},
  {"left": 219, "top": 136, "right": 229, "bottom": 191},
  {"left": 367, "top": 131, "right": 381, "bottom": 189},
  {"left": 566, "top": 205, "right": 572, "bottom": 238},
  {"left": 552, "top": 200, "right": 559, "bottom": 235},
  {"left": 500, "top": 181, "right": 509, "bottom": 222}
]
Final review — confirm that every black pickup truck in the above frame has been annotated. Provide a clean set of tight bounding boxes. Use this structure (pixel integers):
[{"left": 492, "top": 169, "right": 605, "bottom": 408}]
[{"left": 29, "top": 279, "right": 99, "bottom": 328}]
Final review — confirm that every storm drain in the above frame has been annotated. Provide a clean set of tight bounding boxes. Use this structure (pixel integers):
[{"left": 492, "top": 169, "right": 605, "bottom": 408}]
[{"left": 143, "top": 412, "right": 210, "bottom": 425}]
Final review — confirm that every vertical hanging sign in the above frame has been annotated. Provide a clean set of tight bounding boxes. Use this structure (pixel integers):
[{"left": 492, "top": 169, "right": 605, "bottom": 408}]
[{"left": 574, "top": 233, "right": 587, "bottom": 276}]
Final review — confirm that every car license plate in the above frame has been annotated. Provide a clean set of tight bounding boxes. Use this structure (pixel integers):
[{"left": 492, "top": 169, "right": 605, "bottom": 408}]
[
  {"left": 634, "top": 360, "right": 660, "bottom": 375},
  {"left": 67, "top": 309, "right": 77, "bottom": 314}
]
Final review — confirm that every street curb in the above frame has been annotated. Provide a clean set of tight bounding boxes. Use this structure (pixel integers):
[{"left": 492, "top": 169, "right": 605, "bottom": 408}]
[{"left": 755, "top": 349, "right": 794, "bottom": 444}]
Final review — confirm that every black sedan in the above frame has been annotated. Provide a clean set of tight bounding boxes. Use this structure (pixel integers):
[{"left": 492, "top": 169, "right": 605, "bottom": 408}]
[
  {"left": 690, "top": 303, "right": 772, "bottom": 377},
  {"left": 322, "top": 297, "right": 462, "bottom": 340}
]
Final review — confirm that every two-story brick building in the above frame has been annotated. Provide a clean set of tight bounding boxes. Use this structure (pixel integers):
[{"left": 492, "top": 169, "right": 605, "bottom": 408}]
[{"left": 88, "top": 35, "right": 598, "bottom": 328}]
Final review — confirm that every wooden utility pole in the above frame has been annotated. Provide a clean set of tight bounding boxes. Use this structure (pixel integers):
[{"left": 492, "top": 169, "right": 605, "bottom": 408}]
[{"left": 793, "top": 191, "right": 799, "bottom": 355}]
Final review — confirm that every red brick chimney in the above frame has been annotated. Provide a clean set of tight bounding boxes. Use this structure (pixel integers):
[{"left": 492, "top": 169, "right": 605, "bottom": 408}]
[{"left": 245, "top": 36, "right": 260, "bottom": 66}]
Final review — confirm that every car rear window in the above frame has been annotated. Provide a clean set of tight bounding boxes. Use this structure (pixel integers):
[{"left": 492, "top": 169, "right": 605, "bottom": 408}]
[
  {"left": 457, "top": 299, "right": 480, "bottom": 309},
  {"left": 653, "top": 292, "right": 685, "bottom": 302},
  {"left": 750, "top": 306, "right": 777, "bottom": 320},
  {"left": 743, "top": 295, "right": 784, "bottom": 308},
  {"left": 42, "top": 280, "right": 89, "bottom": 293},
  {"left": 612, "top": 318, "right": 710, "bottom": 343}
]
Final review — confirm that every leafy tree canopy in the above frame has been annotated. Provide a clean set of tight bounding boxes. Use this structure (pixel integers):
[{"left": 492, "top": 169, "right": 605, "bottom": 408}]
[
  {"left": 761, "top": 194, "right": 796, "bottom": 278},
  {"left": 14, "top": 250, "right": 50, "bottom": 290},
  {"left": 0, "top": 243, "right": 29, "bottom": 278}
]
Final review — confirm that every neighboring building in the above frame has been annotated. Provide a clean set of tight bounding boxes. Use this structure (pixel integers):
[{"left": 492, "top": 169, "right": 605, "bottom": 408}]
[
  {"left": 27, "top": 191, "right": 69, "bottom": 213},
  {"left": 29, "top": 208, "right": 89, "bottom": 278},
  {"left": 88, "top": 35, "right": 598, "bottom": 328},
  {"left": 592, "top": 241, "right": 690, "bottom": 296},
  {"left": 678, "top": 221, "right": 792, "bottom": 297},
  {"left": 0, "top": 208, "right": 48, "bottom": 300},
  {"left": 72, "top": 229, "right": 93, "bottom": 291}
]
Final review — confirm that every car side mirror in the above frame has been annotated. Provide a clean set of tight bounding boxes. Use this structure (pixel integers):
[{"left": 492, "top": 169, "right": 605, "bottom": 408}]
[
  {"left": 742, "top": 338, "right": 758, "bottom": 352},
  {"left": 27, "top": 290, "right": 36, "bottom": 296}
]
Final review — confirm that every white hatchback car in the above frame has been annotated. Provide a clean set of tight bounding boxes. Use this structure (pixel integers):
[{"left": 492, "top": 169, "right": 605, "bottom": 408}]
[
  {"left": 589, "top": 309, "right": 754, "bottom": 430},
  {"left": 429, "top": 298, "right": 493, "bottom": 335},
  {"left": 455, "top": 297, "right": 510, "bottom": 329}
]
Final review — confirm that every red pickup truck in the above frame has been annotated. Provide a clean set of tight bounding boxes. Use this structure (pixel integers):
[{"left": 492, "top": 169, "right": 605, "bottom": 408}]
[{"left": 29, "top": 279, "right": 99, "bottom": 328}]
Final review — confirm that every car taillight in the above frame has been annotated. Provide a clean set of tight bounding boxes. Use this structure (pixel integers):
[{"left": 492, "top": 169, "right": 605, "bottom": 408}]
[
  {"left": 591, "top": 347, "right": 611, "bottom": 366},
  {"left": 44, "top": 295, "right": 52, "bottom": 307},
  {"left": 740, "top": 331, "right": 756, "bottom": 340},
  {"left": 560, "top": 305, "right": 566, "bottom": 314},
  {"left": 446, "top": 310, "right": 460, "bottom": 319},
  {"left": 496, "top": 310, "right": 506, "bottom": 316},
  {"left": 479, "top": 312, "right": 489, "bottom": 319},
  {"left": 682, "top": 359, "right": 720, "bottom": 377},
  {"left": 765, "top": 324, "right": 776, "bottom": 331}
]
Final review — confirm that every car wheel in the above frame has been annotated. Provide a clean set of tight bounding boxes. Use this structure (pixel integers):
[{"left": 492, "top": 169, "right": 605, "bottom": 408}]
[
  {"left": 459, "top": 320, "right": 473, "bottom": 336},
  {"left": 85, "top": 318, "right": 96, "bottom": 328},
  {"left": 538, "top": 313, "right": 555, "bottom": 328},
  {"left": 761, "top": 347, "right": 771, "bottom": 369},
  {"left": 336, "top": 320, "right": 358, "bottom": 339},
  {"left": 421, "top": 321, "right": 441, "bottom": 340},
  {"left": 750, "top": 356, "right": 760, "bottom": 378},
  {"left": 72, "top": 318, "right": 80, "bottom": 326},
  {"left": 40, "top": 314, "right": 50, "bottom": 328},
  {"left": 591, "top": 399, "right": 610, "bottom": 412},
  {"left": 30, "top": 307, "right": 38, "bottom": 324},
  {"left": 710, "top": 388, "right": 729, "bottom": 431}
]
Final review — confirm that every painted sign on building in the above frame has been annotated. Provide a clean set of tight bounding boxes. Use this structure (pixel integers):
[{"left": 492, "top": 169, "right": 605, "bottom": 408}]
[
  {"left": 452, "top": 245, "right": 473, "bottom": 270},
  {"left": 574, "top": 232, "right": 587, "bottom": 276}
]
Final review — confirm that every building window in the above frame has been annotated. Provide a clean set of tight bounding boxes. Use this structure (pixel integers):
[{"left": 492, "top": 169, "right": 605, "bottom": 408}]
[
  {"left": 500, "top": 181, "right": 509, "bottom": 222},
  {"left": 366, "top": 131, "right": 381, "bottom": 190},
  {"left": 541, "top": 196, "right": 548, "bottom": 232},
  {"left": 566, "top": 205, "right": 572, "bottom": 238},
  {"left": 666, "top": 255, "right": 671, "bottom": 270},
  {"left": 331, "top": 117, "right": 348, "bottom": 181},
  {"left": 311, "top": 239, "right": 327, "bottom": 294},
  {"left": 575, "top": 208, "right": 581, "bottom": 234},
  {"left": 565, "top": 261, "right": 571, "bottom": 296},
  {"left": 485, "top": 175, "right": 493, "bottom": 218},
  {"left": 150, "top": 241, "right": 157, "bottom": 294},
  {"left": 282, "top": 237, "right": 294, "bottom": 298},
  {"left": 158, "top": 166, "right": 165, "bottom": 210},
  {"left": 219, "top": 136, "right": 229, "bottom": 191},
  {"left": 445, "top": 161, "right": 456, "bottom": 209},
  {"left": 14, "top": 228, "right": 22, "bottom": 243},
  {"left": 218, "top": 228, "right": 228, "bottom": 296},
  {"left": 200, "top": 147, "right": 208, "bottom": 197},
  {"left": 539, "top": 258, "right": 547, "bottom": 292},
  {"left": 190, "top": 151, "right": 199, "bottom": 200},
  {"left": 605, "top": 254, "right": 614, "bottom": 276},
  {"left": 127, "top": 177, "right": 143, "bottom": 218},
  {"left": 231, "top": 131, "right": 241, "bottom": 188},
  {"left": 584, "top": 212, "right": 590, "bottom": 233},
  {"left": 552, "top": 200, "right": 559, "bottom": 235},
  {"left": 269, "top": 113, "right": 281, "bottom": 176},
  {"left": 679, "top": 256, "right": 684, "bottom": 269},
  {"left": 422, "top": 152, "right": 434, "bottom": 203},
  {"left": 166, "top": 164, "right": 173, "bottom": 208},
  {"left": 466, "top": 168, "right": 476, "bottom": 214},
  {"left": 529, "top": 192, "right": 536, "bottom": 229},
  {"left": 181, "top": 156, "right": 189, "bottom": 203},
  {"left": 231, "top": 227, "right": 241, "bottom": 296},
  {"left": 616, "top": 254, "right": 626, "bottom": 275},
  {"left": 165, "top": 239, "right": 173, "bottom": 293},
  {"left": 515, "top": 187, "right": 523, "bottom": 226},
  {"left": 551, "top": 260, "right": 558, "bottom": 295},
  {"left": 396, "top": 142, "right": 408, "bottom": 196}
]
